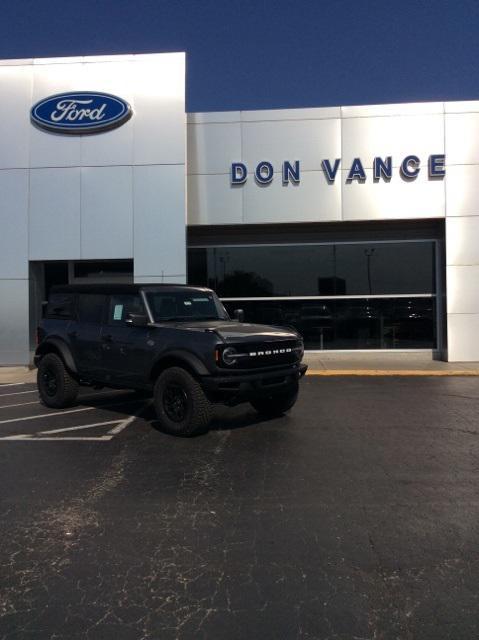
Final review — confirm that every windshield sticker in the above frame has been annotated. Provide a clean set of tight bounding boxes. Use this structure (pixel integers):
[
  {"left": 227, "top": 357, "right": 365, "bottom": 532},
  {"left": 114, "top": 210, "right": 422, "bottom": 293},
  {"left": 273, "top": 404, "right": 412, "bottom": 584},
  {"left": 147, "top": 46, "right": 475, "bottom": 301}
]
[
  {"left": 113, "top": 304, "right": 123, "bottom": 320},
  {"left": 183, "top": 301, "right": 192, "bottom": 306}
]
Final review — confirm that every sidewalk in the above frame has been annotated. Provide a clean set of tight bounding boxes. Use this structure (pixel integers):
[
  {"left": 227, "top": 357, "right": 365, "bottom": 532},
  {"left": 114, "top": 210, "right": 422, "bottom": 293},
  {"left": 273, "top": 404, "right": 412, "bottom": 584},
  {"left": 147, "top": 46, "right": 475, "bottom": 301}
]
[
  {"left": 0, "top": 367, "right": 36, "bottom": 385},
  {"left": 2, "top": 353, "right": 479, "bottom": 385},
  {"left": 303, "top": 352, "right": 479, "bottom": 375}
]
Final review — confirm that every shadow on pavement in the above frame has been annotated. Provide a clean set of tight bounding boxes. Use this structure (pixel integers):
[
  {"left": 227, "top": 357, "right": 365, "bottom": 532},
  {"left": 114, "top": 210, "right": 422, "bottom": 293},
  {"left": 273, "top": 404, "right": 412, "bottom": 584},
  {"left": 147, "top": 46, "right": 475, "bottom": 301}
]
[{"left": 51, "top": 388, "right": 278, "bottom": 437}]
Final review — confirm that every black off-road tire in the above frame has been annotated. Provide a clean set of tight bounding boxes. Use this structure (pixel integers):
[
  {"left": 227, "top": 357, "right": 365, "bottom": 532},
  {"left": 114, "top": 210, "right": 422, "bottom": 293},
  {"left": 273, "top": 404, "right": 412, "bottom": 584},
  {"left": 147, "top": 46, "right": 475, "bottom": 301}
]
[
  {"left": 250, "top": 383, "right": 299, "bottom": 417},
  {"left": 37, "top": 353, "right": 79, "bottom": 408},
  {"left": 154, "top": 367, "right": 211, "bottom": 436}
]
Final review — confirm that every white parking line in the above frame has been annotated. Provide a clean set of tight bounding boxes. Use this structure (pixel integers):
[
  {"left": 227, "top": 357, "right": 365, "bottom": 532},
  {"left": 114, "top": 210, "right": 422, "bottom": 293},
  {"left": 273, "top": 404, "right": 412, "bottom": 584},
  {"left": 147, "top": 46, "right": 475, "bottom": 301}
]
[
  {"left": 0, "top": 405, "right": 96, "bottom": 425},
  {"left": 2, "top": 435, "right": 113, "bottom": 441},
  {"left": 0, "top": 390, "right": 38, "bottom": 398},
  {"left": 0, "top": 420, "right": 119, "bottom": 441},
  {"left": 38, "top": 419, "right": 120, "bottom": 435},
  {"left": 108, "top": 402, "right": 151, "bottom": 435},
  {"left": 0, "top": 388, "right": 127, "bottom": 399},
  {"left": 0, "top": 398, "right": 142, "bottom": 426},
  {"left": 0, "top": 398, "right": 150, "bottom": 442},
  {"left": 0, "top": 383, "right": 25, "bottom": 388},
  {"left": 0, "top": 401, "right": 39, "bottom": 410},
  {"left": 0, "top": 401, "right": 151, "bottom": 442}
]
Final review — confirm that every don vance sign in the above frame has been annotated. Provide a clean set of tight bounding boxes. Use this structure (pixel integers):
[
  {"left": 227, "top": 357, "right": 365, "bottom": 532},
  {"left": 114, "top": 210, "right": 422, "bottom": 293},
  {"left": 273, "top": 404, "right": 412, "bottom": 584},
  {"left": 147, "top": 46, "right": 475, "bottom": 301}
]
[{"left": 231, "top": 155, "right": 446, "bottom": 185}]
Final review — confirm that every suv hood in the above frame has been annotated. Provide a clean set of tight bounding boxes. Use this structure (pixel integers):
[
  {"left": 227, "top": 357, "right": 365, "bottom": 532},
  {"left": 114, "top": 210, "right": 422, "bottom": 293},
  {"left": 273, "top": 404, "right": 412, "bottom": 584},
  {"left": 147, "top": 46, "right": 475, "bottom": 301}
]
[{"left": 151, "top": 320, "right": 299, "bottom": 344}]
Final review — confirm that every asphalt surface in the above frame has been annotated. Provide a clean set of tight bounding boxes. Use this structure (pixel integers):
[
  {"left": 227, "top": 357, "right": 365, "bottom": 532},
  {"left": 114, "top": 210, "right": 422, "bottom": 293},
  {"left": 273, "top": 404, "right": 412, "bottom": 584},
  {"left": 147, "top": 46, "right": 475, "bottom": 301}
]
[{"left": 0, "top": 376, "right": 478, "bottom": 640}]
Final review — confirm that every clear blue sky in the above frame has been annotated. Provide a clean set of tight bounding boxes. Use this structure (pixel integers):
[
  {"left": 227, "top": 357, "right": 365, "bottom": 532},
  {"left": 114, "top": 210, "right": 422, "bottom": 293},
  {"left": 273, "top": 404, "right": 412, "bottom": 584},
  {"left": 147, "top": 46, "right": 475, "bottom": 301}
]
[{"left": 1, "top": 0, "right": 478, "bottom": 112}]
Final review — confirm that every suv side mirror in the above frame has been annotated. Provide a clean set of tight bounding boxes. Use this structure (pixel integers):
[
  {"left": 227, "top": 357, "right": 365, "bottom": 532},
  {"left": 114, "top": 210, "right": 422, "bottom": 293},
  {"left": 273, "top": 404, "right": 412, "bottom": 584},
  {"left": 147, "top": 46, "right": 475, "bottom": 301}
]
[
  {"left": 233, "top": 309, "right": 245, "bottom": 323},
  {"left": 126, "top": 313, "right": 149, "bottom": 327}
]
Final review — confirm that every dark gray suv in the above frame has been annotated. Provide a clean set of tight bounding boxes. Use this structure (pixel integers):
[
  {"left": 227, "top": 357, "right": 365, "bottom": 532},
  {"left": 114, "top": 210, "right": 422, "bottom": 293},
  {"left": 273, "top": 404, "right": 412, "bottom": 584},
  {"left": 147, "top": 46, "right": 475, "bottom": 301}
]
[{"left": 35, "top": 284, "right": 307, "bottom": 436}]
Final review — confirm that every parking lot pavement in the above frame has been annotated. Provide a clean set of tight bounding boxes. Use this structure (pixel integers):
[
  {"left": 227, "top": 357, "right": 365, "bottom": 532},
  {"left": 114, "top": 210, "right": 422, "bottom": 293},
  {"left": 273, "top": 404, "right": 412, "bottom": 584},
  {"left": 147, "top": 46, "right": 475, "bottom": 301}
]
[
  {"left": 1, "top": 377, "right": 479, "bottom": 640},
  {"left": 0, "top": 383, "right": 149, "bottom": 442}
]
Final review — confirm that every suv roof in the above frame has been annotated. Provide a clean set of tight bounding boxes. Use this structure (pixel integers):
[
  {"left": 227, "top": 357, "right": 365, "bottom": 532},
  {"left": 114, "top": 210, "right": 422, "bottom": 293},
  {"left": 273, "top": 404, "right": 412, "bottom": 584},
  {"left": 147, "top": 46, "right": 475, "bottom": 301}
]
[{"left": 50, "top": 284, "right": 211, "bottom": 296}]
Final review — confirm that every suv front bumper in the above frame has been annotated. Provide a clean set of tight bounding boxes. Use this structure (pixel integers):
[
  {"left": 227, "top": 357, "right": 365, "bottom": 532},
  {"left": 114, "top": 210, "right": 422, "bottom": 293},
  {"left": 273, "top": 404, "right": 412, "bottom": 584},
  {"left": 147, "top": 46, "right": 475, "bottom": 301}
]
[{"left": 200, "top": 363, "right": 307, "bottom": 404}]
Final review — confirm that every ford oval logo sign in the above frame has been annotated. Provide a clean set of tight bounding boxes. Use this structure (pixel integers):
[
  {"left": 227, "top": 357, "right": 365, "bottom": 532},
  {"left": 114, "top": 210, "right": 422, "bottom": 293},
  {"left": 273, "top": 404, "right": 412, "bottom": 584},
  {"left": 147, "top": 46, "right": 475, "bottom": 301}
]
[{"left": 31, "top": 92, "right": 132, "bottom": 134}]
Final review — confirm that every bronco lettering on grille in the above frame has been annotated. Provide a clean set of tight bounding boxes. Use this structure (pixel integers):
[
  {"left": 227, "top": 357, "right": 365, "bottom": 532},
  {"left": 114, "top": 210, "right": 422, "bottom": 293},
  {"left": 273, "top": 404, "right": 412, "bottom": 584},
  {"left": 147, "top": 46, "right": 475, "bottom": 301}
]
[{"left": 249, "top": 347, "right": 292, "bottom": 357}]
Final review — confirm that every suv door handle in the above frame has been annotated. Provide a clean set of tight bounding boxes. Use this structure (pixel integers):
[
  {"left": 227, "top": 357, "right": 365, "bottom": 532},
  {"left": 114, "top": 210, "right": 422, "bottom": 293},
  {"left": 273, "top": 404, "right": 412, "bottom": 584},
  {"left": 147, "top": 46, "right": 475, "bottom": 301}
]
[{"left": 102, "top": 334, "right": 113, "bottom": 342}]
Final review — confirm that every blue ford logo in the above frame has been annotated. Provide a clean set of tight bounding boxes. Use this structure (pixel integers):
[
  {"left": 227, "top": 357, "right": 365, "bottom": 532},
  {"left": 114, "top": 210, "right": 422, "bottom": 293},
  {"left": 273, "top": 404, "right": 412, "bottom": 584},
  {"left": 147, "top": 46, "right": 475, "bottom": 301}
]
[{"left": 31, "top": 92, "right": 132, "bottom": 134}]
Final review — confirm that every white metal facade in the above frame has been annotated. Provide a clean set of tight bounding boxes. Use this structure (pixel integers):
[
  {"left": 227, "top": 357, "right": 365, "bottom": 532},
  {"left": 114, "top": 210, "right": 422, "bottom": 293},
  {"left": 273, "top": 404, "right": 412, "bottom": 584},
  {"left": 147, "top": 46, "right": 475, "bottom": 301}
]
[
  {"left": 0, "top": 53, "right": 186, "bottom": 365},
  {"left": 0, "top": 53, "right": 478, "bottom": 363},
  {"left": 187, "top": 103, "right": 479, "bottom": 362}
]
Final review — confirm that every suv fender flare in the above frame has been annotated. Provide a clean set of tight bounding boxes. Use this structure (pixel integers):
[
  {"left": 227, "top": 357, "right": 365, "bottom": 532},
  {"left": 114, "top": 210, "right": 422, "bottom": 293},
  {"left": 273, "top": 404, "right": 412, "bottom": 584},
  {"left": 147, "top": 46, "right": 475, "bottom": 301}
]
[
  {"left": 36, "top": 338, "right": 78, "bottom": 375},
  {"left": 150, "top": 350, "right": 210, "bottom": 379}
]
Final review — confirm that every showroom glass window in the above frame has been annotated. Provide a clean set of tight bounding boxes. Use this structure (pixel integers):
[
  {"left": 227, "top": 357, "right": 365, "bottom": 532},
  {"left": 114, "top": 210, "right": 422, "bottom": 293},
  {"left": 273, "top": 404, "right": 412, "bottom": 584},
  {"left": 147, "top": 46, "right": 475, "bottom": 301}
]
[{"left": 188, "top": 241, "right": 437, "bottom": 350}]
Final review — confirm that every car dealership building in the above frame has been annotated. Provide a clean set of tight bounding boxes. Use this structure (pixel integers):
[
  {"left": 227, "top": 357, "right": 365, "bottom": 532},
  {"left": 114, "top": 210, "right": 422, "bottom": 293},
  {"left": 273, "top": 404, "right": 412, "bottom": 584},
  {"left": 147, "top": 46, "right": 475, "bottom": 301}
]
[{"left": 1, "top": 52, "right": 479, "bottom": 364}]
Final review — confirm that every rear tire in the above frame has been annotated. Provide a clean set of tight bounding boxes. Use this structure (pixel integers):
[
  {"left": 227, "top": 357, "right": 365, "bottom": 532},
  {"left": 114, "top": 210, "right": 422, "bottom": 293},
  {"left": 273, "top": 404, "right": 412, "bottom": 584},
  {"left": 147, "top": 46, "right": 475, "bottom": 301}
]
[
  {"left": 250, "top": 383, "right": 299, "bottom": 417},
  {"left": 153, "top": 367, "right": 211, "bottom": 436},
  {"left": 37, "top": 353, "right": 79, "bottom": 408}
]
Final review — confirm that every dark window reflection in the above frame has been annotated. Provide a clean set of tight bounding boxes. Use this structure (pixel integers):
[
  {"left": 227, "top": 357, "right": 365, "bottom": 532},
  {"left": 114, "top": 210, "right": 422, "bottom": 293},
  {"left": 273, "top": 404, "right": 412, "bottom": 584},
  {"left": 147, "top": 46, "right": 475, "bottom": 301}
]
[
  {"left": 334, "top": 243, "right": 435, "bottom": 295},
  {"left": 222, "top": 298, "right": 436, "bottom": 350},
  {"left": 189, "top": 245, "right": 334, "bottom": 297},
  {"left": 188, "top": 242, "right": 435, "bottom": 297}
]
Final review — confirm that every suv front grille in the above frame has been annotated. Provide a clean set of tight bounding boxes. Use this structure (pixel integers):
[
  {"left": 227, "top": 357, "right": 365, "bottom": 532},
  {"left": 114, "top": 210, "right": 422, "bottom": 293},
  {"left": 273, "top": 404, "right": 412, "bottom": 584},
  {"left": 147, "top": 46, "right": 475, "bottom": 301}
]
[{"left": 225, "top": 340, "right": 301, "bottom": 369}]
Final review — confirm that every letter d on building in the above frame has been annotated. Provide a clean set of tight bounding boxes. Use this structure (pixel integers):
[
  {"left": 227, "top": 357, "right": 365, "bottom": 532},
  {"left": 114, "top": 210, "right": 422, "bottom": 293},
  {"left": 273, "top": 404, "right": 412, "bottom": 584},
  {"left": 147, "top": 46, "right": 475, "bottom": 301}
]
[{"left": 231, "top": 162, "right": 247, "bottom": 184}]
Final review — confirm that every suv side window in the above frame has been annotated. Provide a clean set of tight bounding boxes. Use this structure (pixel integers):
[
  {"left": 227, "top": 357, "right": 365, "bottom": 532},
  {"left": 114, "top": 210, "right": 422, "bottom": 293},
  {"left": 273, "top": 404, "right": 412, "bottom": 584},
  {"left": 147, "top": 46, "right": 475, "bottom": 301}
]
[
  {"left": 77, "top": 294, "right": 106, "bottom": 324},
  {"left": 108, "top": 294, "right": 145, "bottom": 325},
  {"left": 45, "top": 293, "right": 74, "bottom": 319}
]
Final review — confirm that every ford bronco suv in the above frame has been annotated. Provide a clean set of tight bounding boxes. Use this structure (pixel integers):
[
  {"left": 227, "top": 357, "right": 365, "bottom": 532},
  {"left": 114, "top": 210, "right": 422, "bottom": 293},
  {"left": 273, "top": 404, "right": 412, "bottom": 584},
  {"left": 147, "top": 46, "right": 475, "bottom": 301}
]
[{"left": 35, "top": 284, "right": 307, "bottom": 435}]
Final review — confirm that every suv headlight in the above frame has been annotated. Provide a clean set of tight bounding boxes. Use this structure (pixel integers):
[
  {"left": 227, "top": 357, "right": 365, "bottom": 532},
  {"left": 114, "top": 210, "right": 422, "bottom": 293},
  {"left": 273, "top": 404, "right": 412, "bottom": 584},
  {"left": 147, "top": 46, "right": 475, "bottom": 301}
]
[
  {"left": 294, "top": 341, "right": 304, "bottom": 361},
  {"left": 222, "top": 347, "right": 237, "bottom": 366}
]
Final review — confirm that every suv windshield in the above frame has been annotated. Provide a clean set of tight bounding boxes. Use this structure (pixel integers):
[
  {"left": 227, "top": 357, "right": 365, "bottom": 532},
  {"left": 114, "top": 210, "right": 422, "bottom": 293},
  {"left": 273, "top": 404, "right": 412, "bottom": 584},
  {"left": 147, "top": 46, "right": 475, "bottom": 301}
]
[{"left": 146, "top": 290, "right": 229, "bottom": 322}]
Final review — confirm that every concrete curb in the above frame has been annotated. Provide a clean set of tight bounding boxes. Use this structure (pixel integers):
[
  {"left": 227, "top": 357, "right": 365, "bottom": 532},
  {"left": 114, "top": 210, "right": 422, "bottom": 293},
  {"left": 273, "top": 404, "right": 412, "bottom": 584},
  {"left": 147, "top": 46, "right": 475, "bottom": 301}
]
[
  {"left": 2, "top": 367, "right": 479, "bottom": 385},
  {"left": 306, "top": 370, "right": 479, "bottom": 376}
]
